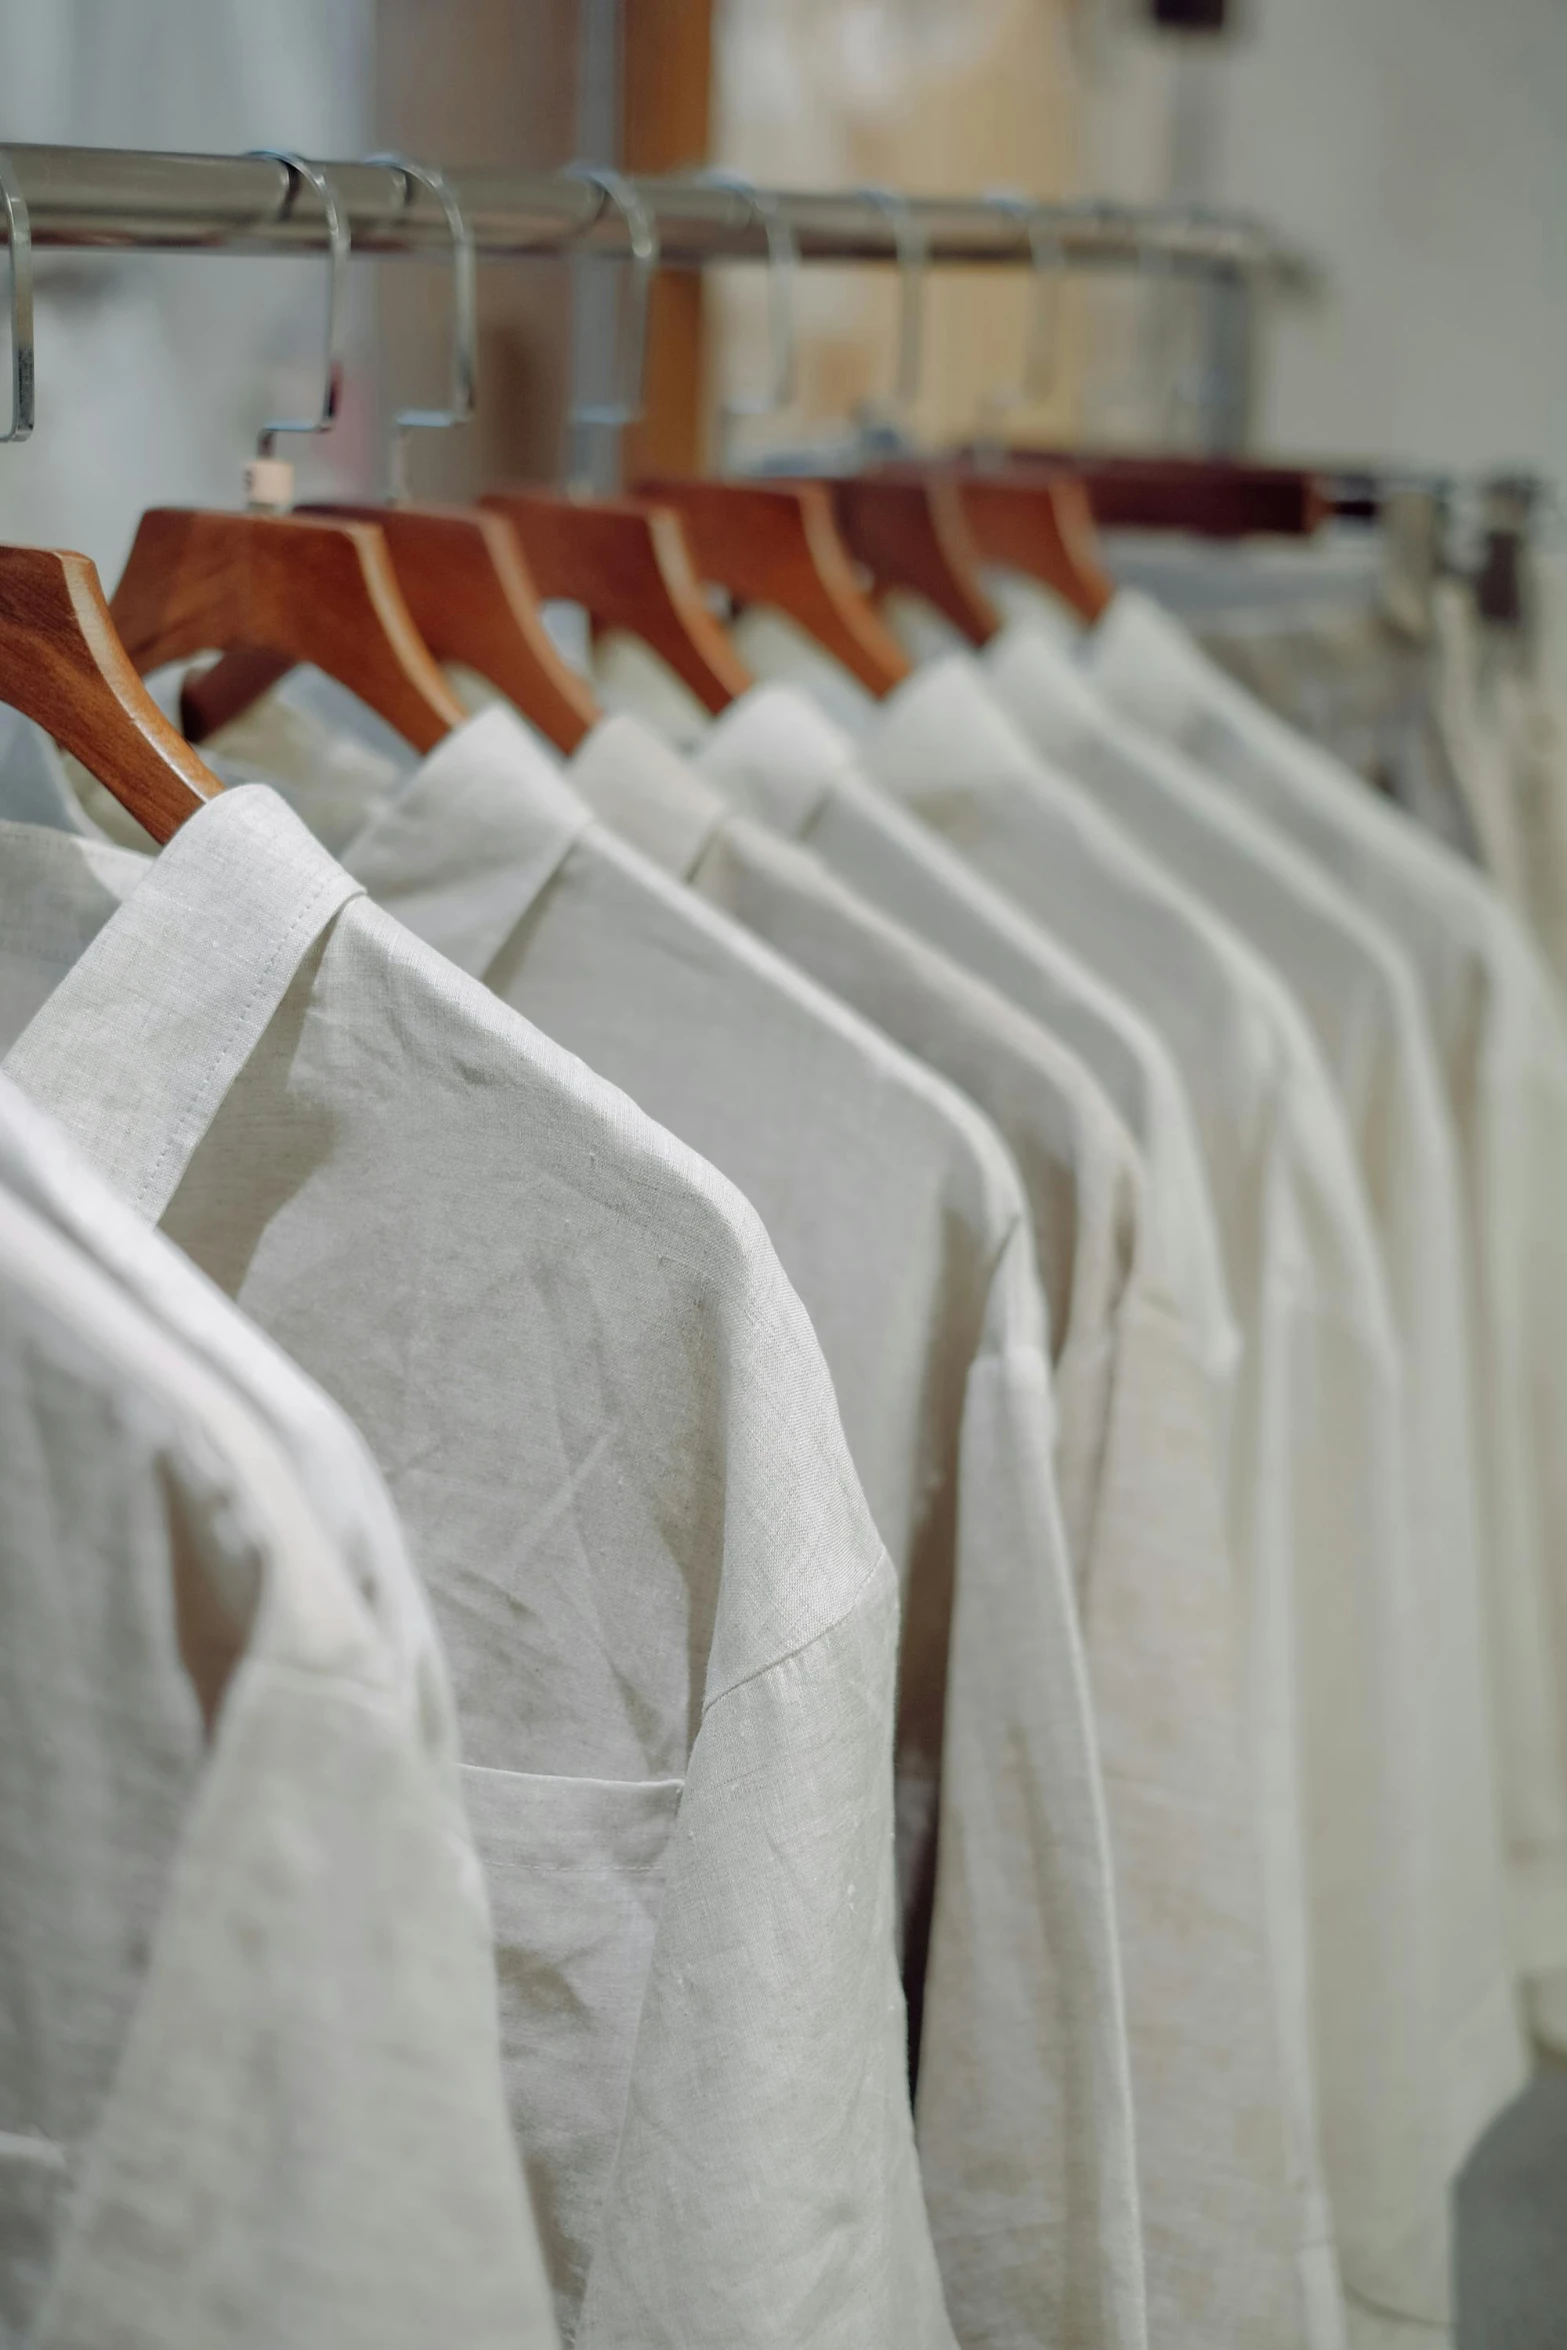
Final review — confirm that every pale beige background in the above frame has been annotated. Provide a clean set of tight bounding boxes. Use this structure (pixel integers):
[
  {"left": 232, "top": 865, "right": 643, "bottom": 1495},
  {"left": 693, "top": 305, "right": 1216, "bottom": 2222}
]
[
  {"left": 708, "top": 0, "right": 1104, "bottom": 464},
  {"left": 710, "top": 0, "right": 1567, "bottom": 485}
]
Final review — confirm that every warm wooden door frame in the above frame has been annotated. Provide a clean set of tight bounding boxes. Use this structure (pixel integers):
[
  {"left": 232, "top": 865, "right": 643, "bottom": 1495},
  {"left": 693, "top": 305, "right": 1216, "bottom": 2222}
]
[{"left": 620, "top": 0, "right": 715, "bottom": 479}]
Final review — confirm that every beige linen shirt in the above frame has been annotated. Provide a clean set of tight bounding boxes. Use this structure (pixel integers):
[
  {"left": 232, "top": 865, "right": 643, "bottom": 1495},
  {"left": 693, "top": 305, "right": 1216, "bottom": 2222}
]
[
  {"left": 986, "top": 621, "right": 1526, "bottom": 2171},
  {"left": 568, "top": 712, "right": 1301, "bottom": 2350},
  {"left": 849, "top": 654, "right": 1455, "bottom": 2347},
  {"left": 0, "top": 1078, "right": 559, "bottom": 2350},
  {"left": 0, "top": 795, "right": 954, "bottom": 2350},
  {"left": 257, "top": 704, "right": 1146, "bottom": 2350},
  {"left": 1089, "top": 587, "right": 1567, "bottom": 2052}
]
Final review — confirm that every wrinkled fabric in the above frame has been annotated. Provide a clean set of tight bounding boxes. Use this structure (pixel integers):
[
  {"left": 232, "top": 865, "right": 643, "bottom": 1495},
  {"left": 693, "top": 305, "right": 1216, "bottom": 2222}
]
[
  {"left": 571, "top": 708, "right": 1297, "bottom": 2350},
  {"left": 986, "top": 621, "right": 1525, "bottom": 2191},
  {"left": 1089, "top": 587, "right": 1567, "bottom": 2062},
  {"left": 847, "top": 653, "right": 1446, "bottom": 2345},
  {"left": 228, "top": 701, "right": 1147, "bottom": 2350},
  {"left": 691, "top": 684, "right": 1239, "bottom": 1402},
  {"left": 0, "top": 792, "right": 953, "bottom": 2350},
  {"left": 0, "top": 1079, "right": 559, "bottom": 2350}
]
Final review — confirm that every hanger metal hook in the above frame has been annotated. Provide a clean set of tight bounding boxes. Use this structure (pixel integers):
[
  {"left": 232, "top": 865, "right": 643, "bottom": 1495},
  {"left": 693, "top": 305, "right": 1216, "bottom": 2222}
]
[
  {"left": 855, "top": 185, "right": 927, "bottom": 438},
  {"left": 365, "top": 153, "right": 477, "bottom": 503},
  {"left": 563, "top": 162, "right": 659, "bottom": 488},
  {"left": 1084, "top": 198, "right": 1161, "bottom": 431},
  {"left": 689, "top": 168, "right": 798, "bottom": 454},
  {"left": 246, "top": 152, "right": 347, "bottom": 466},
  {"left": 0, "top": 150, "right": 33, "bottom": 445},
  {"left": 975, "top": 190, "right": 1062, "bottom": 457}
]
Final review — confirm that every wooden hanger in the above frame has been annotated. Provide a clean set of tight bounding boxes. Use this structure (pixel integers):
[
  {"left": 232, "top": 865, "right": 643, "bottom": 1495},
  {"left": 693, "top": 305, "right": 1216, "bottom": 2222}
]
[
  {"left": 181, "top": 504, "right": 599, "bottom": 753},
  {"left": 810, "top": 186, "right": 1006, "bottom": 643},
  {"left": 483, "top": 486, "right": 752, "bottom": 714},
  {"left": 312, "top": 504, "right": 596, "bottom": 749},
  {"left": 0, "top": 170, "right": 219, "bottom": 840},
  {"left": 952, "top": 468, "right": 1115, "bottom": 623},
  {"left": 635, "top": 477, "right": 911, "bottom": 695},
  {"left": 112, "top": 508, "right": 465, "bottom": 751},
  {"left": 0, "top": 544, "right": 220, "bottom": 844},
  {"left": 180, "top": 162, "right": 602, "bottom": 752},
  {"left": 825, "top": 473, "right": 1000, "bottom": 645}
]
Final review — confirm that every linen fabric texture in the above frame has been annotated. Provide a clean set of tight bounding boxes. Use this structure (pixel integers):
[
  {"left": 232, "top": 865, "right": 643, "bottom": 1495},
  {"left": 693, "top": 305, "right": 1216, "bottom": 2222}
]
[
  {"left": 984, "top": 618, "right": 1526, "bottom": 2182},
  {"left": 0, "top": 793, "right": 953, "bottom": 2350},
  {"left": 1089, "top": 587, "right": 1567, "bottom": 2058},
  {"left": 233, "top": 698, "right": 1148, "bottom": 2350},
  {"left": 568, "top": 709, "right": 1297, "bottom": 2350},
  {"left": 0, "top": 1073, "right": 560, "bottom": 2350}
]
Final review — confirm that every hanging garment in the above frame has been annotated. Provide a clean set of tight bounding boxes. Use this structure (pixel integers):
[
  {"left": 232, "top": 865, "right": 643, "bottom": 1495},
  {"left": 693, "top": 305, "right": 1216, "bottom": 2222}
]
[
  {"left": 570, "top": 716, "right": 1140, "bottom": 1565},
  {"left": 685, "top": 688, "right": 1345, "bottom": 2343},
  {"left": 691, "top": 685, "right": 1239, "bottom": 1403},
  {"left": 188, "top": 698, "right": 1146, "bottom": 2350},
  {"left": 159, "top": 664, "right": 1293, "bottom": 2347},
  {"left": 1087, "top": 587, "right": 1567, "bottom": 2055},
  {"left": 983, "top": 619, "right": 1526, "bottom": 2177},
  {"left": 0, "top": 796, "right": 955, "bottom": 2350},
  {"left": 564, "top": 710, "right": 1301, "bottom": 2350},
  {"left": 727, "top": 604, "right": 884, "bottom": 737},
  {"left": 0, "top": 1076, "right": 559, "bottom": 2350},
  {"left": 115, "top": 659, "right": 1237, "bottom": 1489},
  {"left": 881, "top": 555, "right": 1488, "bottom": 887},
  {"left": 842, "top": 653, "right": 1447, "bottom": 2347},
  {"left": 593, "top": 627, "right": 718, "bottom": 751}
]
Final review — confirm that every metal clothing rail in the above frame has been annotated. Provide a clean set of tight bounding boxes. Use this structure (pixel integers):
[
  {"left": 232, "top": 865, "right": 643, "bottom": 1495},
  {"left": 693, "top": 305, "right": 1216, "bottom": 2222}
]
[{"left": 0, "top": 145, "right": 1309, "bottom": 284}]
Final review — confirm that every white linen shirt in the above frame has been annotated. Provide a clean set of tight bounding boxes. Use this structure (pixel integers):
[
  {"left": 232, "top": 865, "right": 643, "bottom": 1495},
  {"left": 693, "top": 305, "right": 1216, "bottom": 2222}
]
[
  {"left": 1089, "top": 587, "right": 1567, "bottom": 2048},
  {"left": 569, "top": 717, "right": 1141, "bottom": 1553},
  {"left": 568, "top": 713, "right": 1302, "bottom": 2350},
  {"left": 691, "top": 685, "right": 1239, "bottom": 1407},
  {"left": 985, "top": 620, "right": 1526, "bottom": 2171},
  {"left": 274, "top": 704, "right": 1146, "bottom": 2350},
  {"left": 852, "top": 653, "right": 1456, "bottom": 2348},
  {"left": 0, "top": 793, "right": 954, "bottom": 2350},
  {"left": 0, "top": 1080, "right": 559, "bottom": 2350}
]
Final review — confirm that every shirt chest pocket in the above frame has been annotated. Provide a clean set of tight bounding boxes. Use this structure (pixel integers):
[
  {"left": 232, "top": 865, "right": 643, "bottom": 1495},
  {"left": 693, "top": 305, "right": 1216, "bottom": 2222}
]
[{"left": 460, "top": 1765, "right": 683, "bottom": 2345}]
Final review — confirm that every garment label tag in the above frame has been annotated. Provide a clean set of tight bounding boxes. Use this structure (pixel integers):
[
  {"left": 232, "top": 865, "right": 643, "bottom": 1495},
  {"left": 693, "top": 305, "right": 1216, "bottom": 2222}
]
[{"left": 244, "top": 455, "right": 295, "bottom": 514}]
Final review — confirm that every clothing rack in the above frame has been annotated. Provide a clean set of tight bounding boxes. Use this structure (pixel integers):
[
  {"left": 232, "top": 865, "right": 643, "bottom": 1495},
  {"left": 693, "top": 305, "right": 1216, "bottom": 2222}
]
[
  {"left": 0, "top": 147, "right": 1317, "bottom": 456},
  {"left": 1, "top": 144, "right": 1308, "bottom": 281}
]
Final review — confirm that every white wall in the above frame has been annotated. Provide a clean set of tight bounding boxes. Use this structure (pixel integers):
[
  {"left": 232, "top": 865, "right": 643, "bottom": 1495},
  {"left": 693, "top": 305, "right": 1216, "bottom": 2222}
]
[
  {"left": 1077, "top": 0, "right": 1567, "bottom": 485},
  {"left": 0, "top": 0, "right": 375, "bottom": 578}
]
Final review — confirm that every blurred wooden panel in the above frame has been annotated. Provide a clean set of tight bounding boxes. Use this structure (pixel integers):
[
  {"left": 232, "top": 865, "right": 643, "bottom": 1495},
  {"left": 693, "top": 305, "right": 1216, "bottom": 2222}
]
[
  {"left": 710, "top": 0, "right": 1087, "bottom": 459},
  {"left": 621, "top": 0, "right": 714, "bottom": 478},
  {"left": 374, "top": 0, "right": 580, "bottom": 495}
]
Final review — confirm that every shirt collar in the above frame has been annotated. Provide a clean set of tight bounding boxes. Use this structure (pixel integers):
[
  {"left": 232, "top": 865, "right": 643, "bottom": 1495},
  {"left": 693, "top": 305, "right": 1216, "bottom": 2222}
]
[
  {"left": 5, "top": 785, "right": 361, "bottom": 1224},
  {"left": 1082, "top": 586, "right": 1210, "bottom": 738},
  {"left": 339, "top": 704, "right": 590, "bottom": 979},
  {"left": 694, "top": 683, "right": 857, "bottom": 839},
  {"left": 981, "top": 619, "right": 1112, "bottom": 771},
  {"left": 862, "top": 650, "right": 1054, "bottom": 802},
  {"left": 568, "top": 713, "right": 728, "bottom": 880},
  {"left": 726, "top": 605, "right": 882, "bottom": 738}
]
